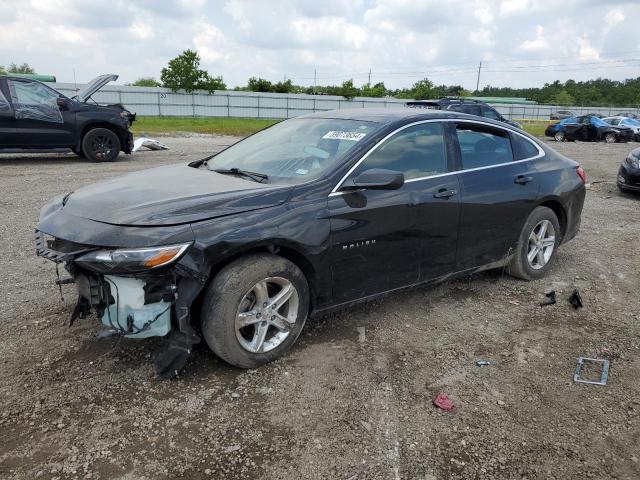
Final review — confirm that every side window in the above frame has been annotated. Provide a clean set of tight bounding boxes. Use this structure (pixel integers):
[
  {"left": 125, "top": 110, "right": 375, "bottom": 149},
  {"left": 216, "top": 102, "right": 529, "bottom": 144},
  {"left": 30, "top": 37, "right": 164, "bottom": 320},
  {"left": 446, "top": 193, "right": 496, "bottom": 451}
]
[
  {"left": 512, "top": 134, "right": 541, "bottom": 160},
  {"left": 350, "top": 122, "right": 447, "bottom": 181},
  {"left": 0, "top": 87, "right": 11, "bottom": 115},
  {"left": 456, "top": 125, "right": 514, "bottom": 169},
  {"left": 482, "top": 107, "right": 502, "bottom": 121},
  {"left": 7, "top": 80, "right": 63, "bottom": 123},
  {"left": 463, "top": 105, "right": 481, "bottom": 116}
]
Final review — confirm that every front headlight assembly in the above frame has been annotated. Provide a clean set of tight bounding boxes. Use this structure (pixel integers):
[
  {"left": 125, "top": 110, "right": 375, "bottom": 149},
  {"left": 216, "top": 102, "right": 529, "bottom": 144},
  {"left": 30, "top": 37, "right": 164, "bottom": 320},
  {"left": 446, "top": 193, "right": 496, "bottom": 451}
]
[
  {"left": 625, "top": 153, "right": 640, "bottom": 169},
  {"left": 75, "top": 242, "right": 191, "bottom": 273}
]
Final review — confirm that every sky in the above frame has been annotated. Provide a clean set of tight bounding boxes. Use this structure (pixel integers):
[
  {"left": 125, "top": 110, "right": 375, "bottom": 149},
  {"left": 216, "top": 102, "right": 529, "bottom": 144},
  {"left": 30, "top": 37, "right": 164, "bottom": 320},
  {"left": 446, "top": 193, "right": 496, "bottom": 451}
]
[{"left": 1, "top": 0, "right": 639, "bottom": 90}]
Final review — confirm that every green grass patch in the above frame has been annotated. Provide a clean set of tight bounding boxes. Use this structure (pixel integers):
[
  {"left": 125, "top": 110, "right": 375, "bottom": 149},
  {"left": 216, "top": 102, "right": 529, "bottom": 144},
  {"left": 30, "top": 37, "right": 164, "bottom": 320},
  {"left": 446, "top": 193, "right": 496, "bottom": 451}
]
[
  {"left": 521, "top": 123, "right": 548, "bottom": 137},
  {"left": 133, "top": 115, "right": 551, "bottom": 139},
  {"left": 132, "top": 116, "right": 280, "bottom": 137}
]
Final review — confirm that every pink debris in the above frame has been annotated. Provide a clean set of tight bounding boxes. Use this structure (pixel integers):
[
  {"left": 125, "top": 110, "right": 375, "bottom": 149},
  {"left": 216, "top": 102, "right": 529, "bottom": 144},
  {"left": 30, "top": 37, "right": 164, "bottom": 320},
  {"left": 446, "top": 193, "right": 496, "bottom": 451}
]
[{"left": 433, "top": 393, "right": 454, "bottom": 412}]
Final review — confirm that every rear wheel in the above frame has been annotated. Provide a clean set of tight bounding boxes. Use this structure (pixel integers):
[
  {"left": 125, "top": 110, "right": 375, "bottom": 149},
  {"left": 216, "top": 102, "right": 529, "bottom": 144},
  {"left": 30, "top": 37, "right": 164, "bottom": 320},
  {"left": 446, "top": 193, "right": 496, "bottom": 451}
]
[
  {"left": 554, "top": 131, "right": 565, "bottom": 142},
  {"left": 507, "top": 206, "right": 561, "bottom": 280},
  {"left": 604, "top": 132, "right": 617, "bottom": 143},
  {"left": 201, "top": 254, "right": 310, "bottom": 368},
  {"left": 81, "top": 128, "right": 121, "bottom": 162}
]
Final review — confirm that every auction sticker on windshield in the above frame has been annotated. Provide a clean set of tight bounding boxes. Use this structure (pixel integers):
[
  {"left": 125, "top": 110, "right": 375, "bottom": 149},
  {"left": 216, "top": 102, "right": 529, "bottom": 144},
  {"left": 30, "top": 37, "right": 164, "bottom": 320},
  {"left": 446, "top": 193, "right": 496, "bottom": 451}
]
[{"left": 322, "top": 131, "right": 367, "bottom": 141}]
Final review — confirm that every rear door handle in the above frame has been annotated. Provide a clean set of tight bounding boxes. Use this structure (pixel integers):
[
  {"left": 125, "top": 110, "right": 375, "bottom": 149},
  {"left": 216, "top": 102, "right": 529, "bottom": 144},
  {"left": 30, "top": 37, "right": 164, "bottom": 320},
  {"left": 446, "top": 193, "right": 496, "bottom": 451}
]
[
  {"left": 433, "top": 188, "right": 458, "bottom": 199},
  {"left": 514, "top": 175, "right": 533, "bottom": 185}
]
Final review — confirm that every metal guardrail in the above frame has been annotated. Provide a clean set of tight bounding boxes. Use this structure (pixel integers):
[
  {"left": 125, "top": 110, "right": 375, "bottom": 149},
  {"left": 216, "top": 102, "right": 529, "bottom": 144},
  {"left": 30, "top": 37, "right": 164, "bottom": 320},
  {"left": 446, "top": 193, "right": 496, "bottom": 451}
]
[{"left": 50, "top": 83, "right": 640, "bottom": 121}]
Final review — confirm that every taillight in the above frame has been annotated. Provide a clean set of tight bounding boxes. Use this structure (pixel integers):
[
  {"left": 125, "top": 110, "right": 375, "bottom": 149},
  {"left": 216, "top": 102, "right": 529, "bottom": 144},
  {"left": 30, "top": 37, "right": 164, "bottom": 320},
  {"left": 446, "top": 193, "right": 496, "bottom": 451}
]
[{"left": 576, "top": 166, "right": 586, "bottom": 184}]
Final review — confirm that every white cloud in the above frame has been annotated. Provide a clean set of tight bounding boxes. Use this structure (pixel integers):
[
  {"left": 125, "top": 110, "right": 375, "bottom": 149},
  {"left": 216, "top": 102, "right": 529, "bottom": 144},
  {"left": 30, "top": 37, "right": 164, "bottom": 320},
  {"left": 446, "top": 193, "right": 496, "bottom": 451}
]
[
  {"left": 130, "top": 22, "right": 154, "bottom": 40},
  {"left": 520, "top": 25, "right": 548, "bottom": 51},
  {"left": 0, "top": 0, "right": 639, "bottom": 90}
]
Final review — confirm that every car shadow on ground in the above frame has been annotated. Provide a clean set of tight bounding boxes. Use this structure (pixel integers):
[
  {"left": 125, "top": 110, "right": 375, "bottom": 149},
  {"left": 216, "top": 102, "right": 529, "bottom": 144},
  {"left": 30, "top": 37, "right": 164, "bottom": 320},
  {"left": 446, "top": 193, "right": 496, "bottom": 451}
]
[{"left": 57, "top": 269, "right": 507, "bottom": 381}]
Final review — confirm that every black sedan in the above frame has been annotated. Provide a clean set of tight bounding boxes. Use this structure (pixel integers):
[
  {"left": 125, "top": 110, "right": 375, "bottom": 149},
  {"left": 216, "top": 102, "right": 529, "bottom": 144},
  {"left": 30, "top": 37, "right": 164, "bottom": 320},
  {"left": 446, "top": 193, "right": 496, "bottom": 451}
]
[
  {"left": 545, "top": 114, "right": 634, "bottom": 143},
  {"left": 35, "top": 109, "right": 586, "bottom": 377},
  {"left": 618, "top": 147, "right": 640, "bottom": 193}
]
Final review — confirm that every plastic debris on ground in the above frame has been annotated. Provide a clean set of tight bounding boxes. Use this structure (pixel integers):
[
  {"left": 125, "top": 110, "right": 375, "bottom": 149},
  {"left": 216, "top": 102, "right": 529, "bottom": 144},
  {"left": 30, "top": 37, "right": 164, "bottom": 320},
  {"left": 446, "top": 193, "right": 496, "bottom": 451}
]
[
  {"left": 132, "top": 137, "right": 169, "bottom": 152},
  {"left": 573, "top": 357, "right": 609, "bottom": 386},
  {"left": 540, "top": 290, "right": 556, "bottom": 307},
  {"left": 433, "top": 393, "right": 454, "bottom": 411},
  {"left": 569, "top": 289, "right": 583, "bottom": 309},
  {"left": 475, "top": 360, "right": 491, "bottom": 367}
]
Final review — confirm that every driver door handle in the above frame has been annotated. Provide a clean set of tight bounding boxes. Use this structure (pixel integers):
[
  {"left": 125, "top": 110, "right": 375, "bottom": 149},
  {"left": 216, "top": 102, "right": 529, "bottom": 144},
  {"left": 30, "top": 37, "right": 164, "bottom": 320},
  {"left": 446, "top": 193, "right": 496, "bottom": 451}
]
[
  {"left": 433, "top": 188, "right": 458, "bottom": 199},
  {"left": 514, "top": 175, "right": 533, "bottom": 185}
]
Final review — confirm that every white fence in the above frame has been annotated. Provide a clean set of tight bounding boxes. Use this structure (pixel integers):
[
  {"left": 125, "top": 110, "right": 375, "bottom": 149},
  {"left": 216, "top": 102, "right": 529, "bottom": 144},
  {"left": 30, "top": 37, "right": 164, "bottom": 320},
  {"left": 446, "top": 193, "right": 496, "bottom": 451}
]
[{"left": 51, "top": 82, "right": 640, "bottom": 121}]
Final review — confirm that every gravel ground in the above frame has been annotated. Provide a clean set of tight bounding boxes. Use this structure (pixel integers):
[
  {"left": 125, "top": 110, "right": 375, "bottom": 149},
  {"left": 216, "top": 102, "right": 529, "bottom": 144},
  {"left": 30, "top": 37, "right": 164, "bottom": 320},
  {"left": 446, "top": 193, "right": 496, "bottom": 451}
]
[{"left": 1, "top": 136, "right": 639, "bottom": 480}]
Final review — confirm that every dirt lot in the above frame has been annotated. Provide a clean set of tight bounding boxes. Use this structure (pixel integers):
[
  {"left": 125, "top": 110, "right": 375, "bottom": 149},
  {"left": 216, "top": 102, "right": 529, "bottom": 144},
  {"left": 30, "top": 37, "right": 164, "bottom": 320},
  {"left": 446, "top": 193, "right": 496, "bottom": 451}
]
[{"left": 1, "top": 136, "right": 639, "bottom": 480}]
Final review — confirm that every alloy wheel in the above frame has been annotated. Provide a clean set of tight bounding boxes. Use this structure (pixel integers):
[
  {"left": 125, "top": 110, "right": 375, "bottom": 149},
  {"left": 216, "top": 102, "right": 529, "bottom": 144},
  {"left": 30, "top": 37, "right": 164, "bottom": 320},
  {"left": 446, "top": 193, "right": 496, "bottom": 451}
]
[
  {"left": 235, "top": 277, "right": 299, "bottom": 353},
  {"left": 527, "top": 220, "right": 556, "bottom": 270},
  {"left": 90, "top": 134, "right": 114, "bottom": 158}
]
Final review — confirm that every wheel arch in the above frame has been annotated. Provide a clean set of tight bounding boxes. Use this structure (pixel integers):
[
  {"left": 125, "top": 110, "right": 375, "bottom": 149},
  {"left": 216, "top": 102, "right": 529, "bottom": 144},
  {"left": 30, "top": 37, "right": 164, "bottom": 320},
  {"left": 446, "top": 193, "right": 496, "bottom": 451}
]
[
  {"left": 195, "top": 241, "right": 319, "bottom": 318},
  {"left": 76, "top": 121, "right": 128, "bottom": 152},
  {"left": 536, "top": 198, "right": 567, "bottom": 240}
]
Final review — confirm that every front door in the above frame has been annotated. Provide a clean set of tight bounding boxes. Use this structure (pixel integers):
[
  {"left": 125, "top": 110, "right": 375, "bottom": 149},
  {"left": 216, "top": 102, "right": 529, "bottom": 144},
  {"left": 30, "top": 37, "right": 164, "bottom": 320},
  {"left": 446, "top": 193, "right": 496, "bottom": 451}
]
[
  {"left": 0, "top": 79, "right": 17, "bottom": 147},
  {"left": 328, "top": 121, "right": 460, "bottom": 304},
  {"left": 454, "top": 122, "right": 540, "bottom": 270},
  {"left": 7, "top": 78, "right": 75, "bottom": 148}
]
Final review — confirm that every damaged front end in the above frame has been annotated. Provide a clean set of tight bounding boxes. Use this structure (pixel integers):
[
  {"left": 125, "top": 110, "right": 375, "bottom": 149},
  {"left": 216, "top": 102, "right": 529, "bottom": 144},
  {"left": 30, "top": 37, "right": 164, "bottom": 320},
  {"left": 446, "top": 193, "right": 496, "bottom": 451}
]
[{"left": 35, "top": 231, "right": 207, "bottom": 378}]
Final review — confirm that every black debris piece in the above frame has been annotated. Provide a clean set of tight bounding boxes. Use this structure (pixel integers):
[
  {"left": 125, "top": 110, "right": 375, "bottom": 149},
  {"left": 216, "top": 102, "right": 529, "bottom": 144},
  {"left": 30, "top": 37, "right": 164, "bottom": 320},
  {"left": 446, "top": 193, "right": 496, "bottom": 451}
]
[
  {"left": 540, "top": 290, "right": 557, "bottom": 307},
  {"left": 569, "top": 289, "right": 583, "bottom": 309}
]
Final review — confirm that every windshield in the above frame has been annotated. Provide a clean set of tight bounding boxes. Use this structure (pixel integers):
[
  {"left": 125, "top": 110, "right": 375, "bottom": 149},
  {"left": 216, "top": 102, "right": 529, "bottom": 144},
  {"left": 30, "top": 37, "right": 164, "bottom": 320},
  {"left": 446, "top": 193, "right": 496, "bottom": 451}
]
[{"left": 206, "top": 118, "right": 380, "bottom": 184}]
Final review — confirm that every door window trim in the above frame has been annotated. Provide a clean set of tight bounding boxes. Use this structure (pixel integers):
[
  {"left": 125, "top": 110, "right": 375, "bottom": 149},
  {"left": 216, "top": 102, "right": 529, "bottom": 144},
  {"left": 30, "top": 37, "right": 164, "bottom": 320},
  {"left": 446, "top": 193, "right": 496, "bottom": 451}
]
[{"left": 329, "top": 118, "right": 544, "bottom": 197}]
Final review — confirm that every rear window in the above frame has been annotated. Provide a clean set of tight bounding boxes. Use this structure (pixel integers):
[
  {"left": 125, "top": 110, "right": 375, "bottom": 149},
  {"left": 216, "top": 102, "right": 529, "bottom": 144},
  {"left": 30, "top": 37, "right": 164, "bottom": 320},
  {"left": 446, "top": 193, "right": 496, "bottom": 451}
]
[
  {"left": 512, "top": 134, "right": 540, "bottom": 160},
  {"left": 456, "top": 125, "right": 514, "bottom": 169}
]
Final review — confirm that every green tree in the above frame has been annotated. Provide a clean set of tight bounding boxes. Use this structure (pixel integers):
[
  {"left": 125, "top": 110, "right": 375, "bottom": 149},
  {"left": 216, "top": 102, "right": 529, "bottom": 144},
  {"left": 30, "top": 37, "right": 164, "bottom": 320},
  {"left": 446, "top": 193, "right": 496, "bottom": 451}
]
[
  {"left": 273, "top": 79, "right": 293, "bottom": 93},
  {"left": 8, "top": 62, "right": 35, "bottom": 74},
  {"left": 551, "top": 90, "right": 575, "bottom": 106},
  {"left": 0, "top": 65, "right": 5, "bottom": 74},
  {"left": 160, "top": 50, "right": 226, "bottom": 93},
  {"left": 340, "top": 79, "right": 359, "bottom": 99},
  {"left": 130, "top": 77, "right": 161, "bottom": 87},
  {"left": 247, "top": 77, "right": 273, "bottom": 92},
  {"left": 361, "top": 82, "right": 387, "bottom": 98},
  {"left": 411, "top": 78, "right": 435, "bottom": 100}
]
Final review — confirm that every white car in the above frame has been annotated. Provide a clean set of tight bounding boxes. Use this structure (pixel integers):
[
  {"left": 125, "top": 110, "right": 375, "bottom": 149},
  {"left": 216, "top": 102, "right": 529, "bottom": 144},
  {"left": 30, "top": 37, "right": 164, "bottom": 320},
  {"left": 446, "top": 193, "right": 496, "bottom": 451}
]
[{"left": 603, "top": 116, "right": 640, "bottom": 140}]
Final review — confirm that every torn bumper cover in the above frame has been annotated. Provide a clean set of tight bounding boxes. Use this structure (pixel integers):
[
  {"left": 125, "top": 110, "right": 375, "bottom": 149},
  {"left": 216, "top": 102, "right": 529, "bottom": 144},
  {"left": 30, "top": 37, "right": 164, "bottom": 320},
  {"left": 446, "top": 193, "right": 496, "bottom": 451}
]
[{"left": 35, "top": 230, "right": 207, "bottom": 378}]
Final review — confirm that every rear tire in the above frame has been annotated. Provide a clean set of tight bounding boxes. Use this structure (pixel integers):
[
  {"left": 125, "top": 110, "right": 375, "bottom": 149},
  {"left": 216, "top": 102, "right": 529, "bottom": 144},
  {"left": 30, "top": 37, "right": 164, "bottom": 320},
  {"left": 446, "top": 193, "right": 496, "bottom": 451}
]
[
  {"left": 201, "top": 254, "right": 310, "bottom": 368},
  {"left": 507, "top": 206, "right": 561, "bottom": 281},
  {"left": 81, "top": 128, "right": 121, "bottom": 162}
]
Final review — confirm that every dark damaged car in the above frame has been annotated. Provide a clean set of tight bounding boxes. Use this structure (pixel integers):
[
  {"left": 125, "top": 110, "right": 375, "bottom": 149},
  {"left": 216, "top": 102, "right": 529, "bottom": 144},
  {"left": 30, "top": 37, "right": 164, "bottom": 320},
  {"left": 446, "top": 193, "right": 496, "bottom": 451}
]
[
  {"left": 545, "top": 114, "right": 634, "bottom": 143},
  {"left": 35, "top": 109, "right": 586, "bottom": 378},
  {"left": 0, "top": 74, "right": 135, "bottom": 161},
  {"left": 618, "top": 146, "right": 640, "bottom": 193}
]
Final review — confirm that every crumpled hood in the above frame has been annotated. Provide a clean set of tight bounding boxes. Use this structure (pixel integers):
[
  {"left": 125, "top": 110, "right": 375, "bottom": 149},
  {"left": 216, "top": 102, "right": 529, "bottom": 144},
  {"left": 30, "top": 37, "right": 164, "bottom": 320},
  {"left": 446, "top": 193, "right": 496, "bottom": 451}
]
[{"left": 60, "top": 164, "right": 293, "bottom": 226}]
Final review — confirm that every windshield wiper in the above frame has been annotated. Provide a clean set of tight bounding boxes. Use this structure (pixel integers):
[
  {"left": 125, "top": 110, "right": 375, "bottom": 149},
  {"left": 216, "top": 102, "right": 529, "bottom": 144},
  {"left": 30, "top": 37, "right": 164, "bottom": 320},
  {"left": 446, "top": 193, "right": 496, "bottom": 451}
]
[{"left": 212, "top": 167, "right": 269, "bottom": 183}]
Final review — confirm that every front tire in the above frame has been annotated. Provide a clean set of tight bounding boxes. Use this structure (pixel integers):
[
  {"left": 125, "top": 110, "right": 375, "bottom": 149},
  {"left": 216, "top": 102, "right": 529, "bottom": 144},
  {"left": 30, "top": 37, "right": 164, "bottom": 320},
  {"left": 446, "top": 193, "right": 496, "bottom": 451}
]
[
  {"left": 201, "top": 254, "right": 310, "bottom": 368},
  {"left": 604, "top": 132, "right": 617, "bottom": 144},
  {"left": 554, "top": 131, "right": 565, "bottom": 142},
  {"left": 81, "top": 128, "right": 121, "bottom": 162},
  {"left": 507, "top": 206, "right": 561, "bottom": 281}
]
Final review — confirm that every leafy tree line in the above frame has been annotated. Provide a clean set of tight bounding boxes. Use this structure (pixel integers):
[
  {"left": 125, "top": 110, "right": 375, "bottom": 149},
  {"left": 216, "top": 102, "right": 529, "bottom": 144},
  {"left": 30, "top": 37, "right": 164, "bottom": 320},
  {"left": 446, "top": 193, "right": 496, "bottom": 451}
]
[{"left": 6, "top": 52, "right": 640, "bottom": 106}]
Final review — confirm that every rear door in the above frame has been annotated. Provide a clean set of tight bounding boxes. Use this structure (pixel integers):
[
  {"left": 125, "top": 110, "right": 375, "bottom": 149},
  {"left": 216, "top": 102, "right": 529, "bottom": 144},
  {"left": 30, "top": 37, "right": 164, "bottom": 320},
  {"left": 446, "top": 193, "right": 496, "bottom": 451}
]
[
  {"left": 328, "top": 121, "right": 460, "bottom": 303},
  {"left": 7, "top": 78, "right": 76, "bottom": 148},
  {"left": 454, "top": 122, "right": 541, "bottom": 270},
  {"left": 0, "top": 78, "right": 17, "bottom": 147}
]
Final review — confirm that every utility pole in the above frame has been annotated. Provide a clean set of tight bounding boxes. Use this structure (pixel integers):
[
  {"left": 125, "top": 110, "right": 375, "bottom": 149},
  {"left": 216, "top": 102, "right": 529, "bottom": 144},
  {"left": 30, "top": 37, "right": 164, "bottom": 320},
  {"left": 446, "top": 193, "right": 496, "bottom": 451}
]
[
  {"left": 314, "top": 68, "right": 317, "bottom": 92},
  {"left": 368, "top": 68, "right": 371, "bottom": 85},
  {"left": 475, "top": 61, "right": 482, "bottom": 93}
]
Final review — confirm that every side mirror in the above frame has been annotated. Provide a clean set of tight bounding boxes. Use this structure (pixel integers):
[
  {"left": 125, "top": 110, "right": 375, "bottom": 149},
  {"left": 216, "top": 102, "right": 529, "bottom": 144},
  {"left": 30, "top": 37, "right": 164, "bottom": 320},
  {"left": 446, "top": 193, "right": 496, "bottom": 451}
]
[
  {"left": 341, "top": 168, "right": 405, "bottom": 191},
  {"left": 57, "top": 97, "right": 71, "bottom": 111}
]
